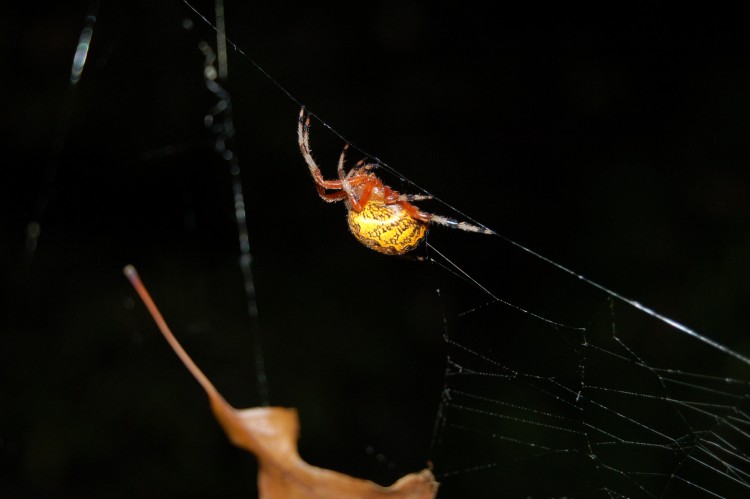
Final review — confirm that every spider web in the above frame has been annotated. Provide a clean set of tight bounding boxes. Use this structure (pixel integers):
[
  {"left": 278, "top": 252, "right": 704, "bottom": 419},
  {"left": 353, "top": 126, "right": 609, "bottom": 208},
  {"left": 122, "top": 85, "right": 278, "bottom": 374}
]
[
  {"left": 5, "top": 2, "right": 749, "bottom": 498},
  {"left": 427, "top": 240, "right": 750, "bottom": 498}
]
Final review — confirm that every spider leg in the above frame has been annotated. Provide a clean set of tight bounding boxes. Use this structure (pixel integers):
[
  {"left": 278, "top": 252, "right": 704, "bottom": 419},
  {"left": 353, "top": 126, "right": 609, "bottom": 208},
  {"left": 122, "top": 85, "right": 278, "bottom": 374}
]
[
  {"left": 393, "top": 199, "right": 494, "bottom": 234},
  {"left": 397, "top": 201, "right": 430, "bottom": 222},
  {"left": 348, "top": 159, "right": 377, "bottom": 176},
  {"left": 338, "top": 145, "right": 377, "bottom": 212},
  {"left": 424, "top": 213, "right": 496, "bottom": 234},
  {"left": 337, "top": 144, "right": 356, "bottom": 200},
  {"left": 347, "top": 165, "right": 369, "bottom": 179},
  {"left": 316, "top": 186, "right": 349, "bottom": 203},
  {"left": 297, "top": 107, "right": 343, "bottom": 191},
  {"left": 403, "top": 194, "right": 432, "bottom": 201},
  {"left": 381, "top": 186, "right": 432, "bottom": 204},
  {"left": 388, "top": 193, "right": 433, "bottom": 203}
]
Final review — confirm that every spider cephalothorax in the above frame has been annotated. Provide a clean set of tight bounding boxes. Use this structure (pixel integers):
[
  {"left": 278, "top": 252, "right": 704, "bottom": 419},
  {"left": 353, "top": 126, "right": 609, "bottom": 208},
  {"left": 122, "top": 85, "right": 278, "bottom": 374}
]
[{"left": 297, "top": 107, "right": 493, "bottom": 255}]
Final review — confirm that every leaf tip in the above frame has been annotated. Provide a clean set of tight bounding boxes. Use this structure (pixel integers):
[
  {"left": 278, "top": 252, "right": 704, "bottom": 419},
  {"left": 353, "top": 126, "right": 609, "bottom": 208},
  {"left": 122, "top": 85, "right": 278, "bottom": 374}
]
[{"left": 123, "top": 264, "right": 138, "bottom": 280}]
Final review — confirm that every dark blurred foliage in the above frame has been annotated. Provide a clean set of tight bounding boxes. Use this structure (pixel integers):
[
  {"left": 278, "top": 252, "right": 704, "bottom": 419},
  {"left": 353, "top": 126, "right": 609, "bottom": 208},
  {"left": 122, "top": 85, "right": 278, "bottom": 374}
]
[{"left": 1, "top": 1, "right": 749, "bottom": 497}]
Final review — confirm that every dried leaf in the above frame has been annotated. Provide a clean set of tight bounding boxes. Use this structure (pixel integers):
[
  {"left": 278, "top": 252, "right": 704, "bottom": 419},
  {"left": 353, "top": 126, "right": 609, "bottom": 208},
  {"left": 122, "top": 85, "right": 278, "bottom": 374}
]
[{"left": 124, "top": 265, "right": 439, "bottom": 498}]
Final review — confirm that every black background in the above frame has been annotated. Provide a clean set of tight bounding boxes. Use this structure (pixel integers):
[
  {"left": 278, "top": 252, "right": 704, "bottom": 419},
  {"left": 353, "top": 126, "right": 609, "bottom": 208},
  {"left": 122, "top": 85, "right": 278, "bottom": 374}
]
[{"left": 2, "top": 1, "right": 750, "bottom": 497}]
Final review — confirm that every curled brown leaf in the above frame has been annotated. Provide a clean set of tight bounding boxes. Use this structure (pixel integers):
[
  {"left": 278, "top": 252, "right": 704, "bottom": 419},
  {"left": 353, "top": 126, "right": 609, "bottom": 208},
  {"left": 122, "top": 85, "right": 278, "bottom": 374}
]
[{"left": 124, "top": 265, "right": 439, "bottom": 499}]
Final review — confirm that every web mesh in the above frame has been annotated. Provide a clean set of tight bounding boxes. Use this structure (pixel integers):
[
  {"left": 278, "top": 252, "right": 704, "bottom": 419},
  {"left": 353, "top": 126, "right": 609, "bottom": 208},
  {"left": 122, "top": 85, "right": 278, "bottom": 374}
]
[{"left": 428, "top": 243, "right": 750, "bottom": 497}]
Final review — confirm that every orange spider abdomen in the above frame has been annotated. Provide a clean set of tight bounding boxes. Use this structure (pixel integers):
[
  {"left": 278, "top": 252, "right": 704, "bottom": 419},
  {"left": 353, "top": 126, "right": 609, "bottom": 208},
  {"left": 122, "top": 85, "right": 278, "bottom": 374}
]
[{"left": 347, "top": 201, "right": 428, "bottom": 255}]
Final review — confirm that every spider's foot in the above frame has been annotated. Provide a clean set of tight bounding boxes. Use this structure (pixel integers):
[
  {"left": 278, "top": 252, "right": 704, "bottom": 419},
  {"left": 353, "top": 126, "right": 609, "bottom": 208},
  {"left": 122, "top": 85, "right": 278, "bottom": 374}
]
[
  {"left": 430, "top": 214, "right": 496, "bottom": 235},
  {"left": 299, "top": 106, "right": 311, "bottom": 130},
  {"left": 402, "top": 194, "right": 433, "bottom": 202}
]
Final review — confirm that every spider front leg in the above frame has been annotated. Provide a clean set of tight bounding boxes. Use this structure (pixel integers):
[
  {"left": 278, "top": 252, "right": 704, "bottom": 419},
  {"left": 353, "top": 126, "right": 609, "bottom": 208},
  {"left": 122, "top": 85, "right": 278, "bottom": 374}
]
[
  {"left": 315, "top": 186, "right": 349, "bottom": 203},
  {"left": 297, "top": 107, "right": 345, "bottom": 192}
]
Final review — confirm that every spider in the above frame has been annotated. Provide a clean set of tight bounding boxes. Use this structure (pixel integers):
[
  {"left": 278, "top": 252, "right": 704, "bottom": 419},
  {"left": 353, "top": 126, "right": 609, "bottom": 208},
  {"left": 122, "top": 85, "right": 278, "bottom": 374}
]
[{"left": 298, "top": 107, "right": 494, "bottom": 255}]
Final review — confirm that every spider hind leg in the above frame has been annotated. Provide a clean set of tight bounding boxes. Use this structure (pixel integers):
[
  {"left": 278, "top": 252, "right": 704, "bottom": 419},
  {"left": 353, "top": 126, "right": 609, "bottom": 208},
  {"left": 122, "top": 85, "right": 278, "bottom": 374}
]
[{"left": 427, "top": 214, "right": 496, "bottom": 235}]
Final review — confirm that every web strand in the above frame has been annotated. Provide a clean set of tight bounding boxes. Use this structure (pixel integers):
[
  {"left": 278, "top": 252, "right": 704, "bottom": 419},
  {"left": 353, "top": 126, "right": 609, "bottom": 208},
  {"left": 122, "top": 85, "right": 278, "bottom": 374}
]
[
  {"left": 26, "top": 0, "right": 100, "bottom": 265},
  {"left": 199, "top": 3, "right": 269, "bottom": 405}
]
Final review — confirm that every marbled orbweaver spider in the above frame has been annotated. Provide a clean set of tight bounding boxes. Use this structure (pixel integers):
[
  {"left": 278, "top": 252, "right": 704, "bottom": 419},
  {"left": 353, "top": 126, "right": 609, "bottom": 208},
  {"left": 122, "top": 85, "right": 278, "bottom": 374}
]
[{"left": 298, "top": 107, "right": 494, "bottom": 255}]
